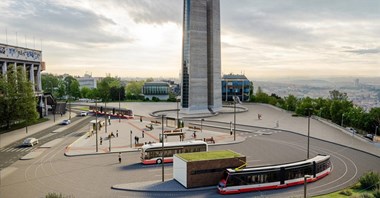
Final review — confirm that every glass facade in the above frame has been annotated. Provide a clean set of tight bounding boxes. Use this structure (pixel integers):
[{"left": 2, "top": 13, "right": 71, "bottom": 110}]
[
  {"left": 143, "top": 83, "right": 169, "bottom": 95},
  {"left": 181, "top": 0, "right": 191, "bottom": 108},
  {"left": 222, "top": 78, "right": 251, "bottom": 102}
]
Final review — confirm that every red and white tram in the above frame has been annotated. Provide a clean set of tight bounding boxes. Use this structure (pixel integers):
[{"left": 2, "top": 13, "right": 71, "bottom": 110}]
[{"left": 218, "top": 154, "right": 331, "bottom": 194}]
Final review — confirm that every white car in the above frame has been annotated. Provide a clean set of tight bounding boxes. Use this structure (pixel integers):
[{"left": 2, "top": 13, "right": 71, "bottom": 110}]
[
  {"left": 61, "top": 119, "right": 71, "bottom": 125},
  {"left": 23, "top": 138, "right": 39, "bottom": 147},
  {"left": 80, "top": 111, "right": 87, "bottom": 116},
  {"left": 346, "top": 127, "right": 357, "bottom": 134}
]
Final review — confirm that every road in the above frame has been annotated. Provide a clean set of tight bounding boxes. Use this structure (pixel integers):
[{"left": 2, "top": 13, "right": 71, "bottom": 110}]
[
  {"left": 0, "top": 113, "right": 93, "bottom": 170},
  {"left": 1, "top": 120, "right": 379, "bottom": 198}
]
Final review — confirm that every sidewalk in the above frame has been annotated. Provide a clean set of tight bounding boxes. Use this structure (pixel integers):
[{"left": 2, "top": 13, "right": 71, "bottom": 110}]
[
  {"left": 64, "top": 117, "right": 245, "bottom": 156},
  {"left": 0, "top": 112, "right": 76, "bottom": 149}
]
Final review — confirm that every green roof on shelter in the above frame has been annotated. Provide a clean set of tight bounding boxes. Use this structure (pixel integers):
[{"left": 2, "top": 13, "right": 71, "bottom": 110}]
[{"left": 176, "top": 150, "right": 243, "bottom": 162}]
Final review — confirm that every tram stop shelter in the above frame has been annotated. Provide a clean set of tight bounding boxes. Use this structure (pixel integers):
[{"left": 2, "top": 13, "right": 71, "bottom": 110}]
[{"left": 173, "top": 150, "right": 246, "bottom": 188}]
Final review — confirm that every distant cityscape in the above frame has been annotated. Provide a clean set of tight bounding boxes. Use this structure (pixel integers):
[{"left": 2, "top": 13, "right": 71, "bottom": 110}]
[{"left": 255, "top": 77, "right": 380, "bottom": 111}]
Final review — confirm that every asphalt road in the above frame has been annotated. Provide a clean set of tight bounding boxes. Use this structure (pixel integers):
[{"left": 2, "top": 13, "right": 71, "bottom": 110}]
[
  {"left": 0, "top": 113, "right": 93, "bottom": 170},
  {"left": 1, "top": 120, "right": 379, "bottom": 198}
]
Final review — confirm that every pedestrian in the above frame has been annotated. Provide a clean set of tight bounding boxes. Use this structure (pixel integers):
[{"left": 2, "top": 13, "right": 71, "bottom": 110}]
[
  {"left": 140, "top": 116, "right": 142, "bottom": 122},
  {"left": 100, "top": 137, "right": 103, "bottom": 145},
  {"left": 142, "top": 130, "right": 144, "bottom": 138},
  {"left": 118, "top": 152, "right": 121, "bottom": 163},
  {"left": 108, "top": 116, "right": 111, "bottom": 125},
  {"left": 193, "top": 131, "right": 196, "bottom": 139},
  {"left": 116, "top": 130, "right": 119, "bottom": 137},
  {"left": 137, "top": 136, "right": 140, "bottom": 144}
]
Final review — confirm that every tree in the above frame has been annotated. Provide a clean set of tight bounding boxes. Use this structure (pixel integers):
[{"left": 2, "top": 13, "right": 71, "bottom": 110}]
[
  {"left": 16, "top": 67, "right": 38, "bottom": 128},
  {"left": 284, "top": 95, "right": 298, "bottom": 111},
  {"left": 97, "top": 76, "right": 121, "bottom": 102},
  {"left": 369, "top": 108, "right": 380, "bottom": 134},
  {"left": 329, "top": 90, "right": 348, "bottom": 100},
  {"left": 70, "top": 80, "right": 81, "bottom": 99},
  {"left": 80, "top": 87, "right": 91, "bottom": 98},
  {"left": 295, "top": 97, "right": 314, "bottom": 116},
  {"left": 41, "top": 73, "right": 59, "bottom": 97},
  {"left": 126, "top": 81, "right": 144, "bottom": 100}
]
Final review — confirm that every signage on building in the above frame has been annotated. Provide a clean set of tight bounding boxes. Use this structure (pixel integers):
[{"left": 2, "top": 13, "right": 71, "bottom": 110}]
[{"left": 0, "top": 44, "right": 42, "bottom": 62}]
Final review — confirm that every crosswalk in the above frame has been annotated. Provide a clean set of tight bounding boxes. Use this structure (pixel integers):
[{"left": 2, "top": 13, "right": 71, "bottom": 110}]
[{"left": 0, "top": 147, "right": 35, "bottom": 152}]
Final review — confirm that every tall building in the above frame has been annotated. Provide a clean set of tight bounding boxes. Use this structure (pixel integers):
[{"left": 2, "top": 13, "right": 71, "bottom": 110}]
[
  {"left": 181, "top": 0, "right": 222, "bottom": 114},
  {"left": 222, "top": 74, "right": 251, "bottom": 102},
  {"left": 76, "top": 73, "right": 97, "bottom": 89}
]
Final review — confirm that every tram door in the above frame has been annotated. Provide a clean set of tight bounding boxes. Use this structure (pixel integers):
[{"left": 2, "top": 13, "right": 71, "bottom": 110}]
[
  {"left": 280, "top": 167, "right": 285, "bottom": 184},
  {"left": 313, "top": 161, "right": 317, "bottom": 178}
]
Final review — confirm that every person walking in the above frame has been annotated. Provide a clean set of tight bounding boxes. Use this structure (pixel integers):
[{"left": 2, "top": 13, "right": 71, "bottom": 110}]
[
  {"left": 142, "top": 130, "right": 144, "bottom": 138},
  {"left": 100, "top": 137, "right": 103, "bottom": 145},
  {"left": 116, "top": 130, "right": 119, "bottom": 137},
  {"left": 118, "top": 152, "right": 121, "bottom": 163}
]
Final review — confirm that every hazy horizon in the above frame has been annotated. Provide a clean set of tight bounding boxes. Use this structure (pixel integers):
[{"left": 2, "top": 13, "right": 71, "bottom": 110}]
[{"left": 1, "top": 0, "right": 379, "bottom": 79}]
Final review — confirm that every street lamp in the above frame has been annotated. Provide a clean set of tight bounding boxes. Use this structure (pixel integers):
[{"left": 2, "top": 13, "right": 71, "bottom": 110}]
[
  {"left": 105, "top": 101, "right": 107, "bottom": 134},
  {"left": 161, "top": 114, "right": 166, "bottom": 182},
  {"left": 306, "top": 108, "right": 313, "bottom": 159},
  {"left": 341, "top": 113, "right": 345, "bottom": 127},
  {"left": 201, "top": 118, "right": 204, "bottom": 132},
  {"left": 375, "top": 125, "right": 379, "bottom": 137},
  {"left": 176, "top": 97, "right": 180, "bottom": 128},
  {"left": 95, "top": 100, "right": 98, "bottom": 152},
  {"left": 109, "top": 133, "right": 112, "bottom": 152},
  {"left": 119, "top": 88, "right": 121, "bottom": 123},
  {"left": 304, "top": 175, "right": 311, "bottom": 198},
  {"left": 130, "top": 130, "right": 132, "bottom": 148},
  {"left": 233, "top": 95, "right": 237, "bottom": 141}
]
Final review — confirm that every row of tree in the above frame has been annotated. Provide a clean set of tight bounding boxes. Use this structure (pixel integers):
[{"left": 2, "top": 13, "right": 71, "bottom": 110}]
[
  {"left": 0, "top": 68, "right": 38, "bottom": 129},
  {"left": 250, "top": 87, "right": 380, "bottom": 134},
  {"left": 42, "top": 74, "right": 178, "bottom": 103}
]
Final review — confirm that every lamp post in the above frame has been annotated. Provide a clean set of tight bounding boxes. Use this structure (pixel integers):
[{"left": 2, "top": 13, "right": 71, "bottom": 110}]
[
  {"left": 130, "top": 130, "right": 132, "bottom": 148},
  {"left": 304, "top": 175, "right": 311, "bottom": 198},
  {"left": 119, "top": 88, "right": 121, "bottom": 123},
  {"left": 109, "top": 133, "right": 112, "bottom": 152},
  {"left": 176, "top": 97, "right": 179, "bottom": 128},
  {"left": 201, "top": 118, "right": 204, "bottom": 132},
  {"left": 68, "top": 95, "right": 71, "bottom": 120},
  {"left": 161, "top": 114, "right": 166, "bottom": 182},
  {"left": 306, "top": 108, "right": 313, "bottom": 159},
  {"left": 341, "top": 113, "right": 345, "bottom": 127},
  {"left": 52, "top": 104, "right": 56, "bottom": 123},
  {"left": 95, "top": 100, "right": 98, "bottom": 152},
  {"left": 233, "top": 95, "right": 236, "bottom": 141},
  {"left": 105, "top": 101, "right": 107, "bottom": 134},
  {"left": 375, "top": 125, "right": 379, "bottom": 137}
]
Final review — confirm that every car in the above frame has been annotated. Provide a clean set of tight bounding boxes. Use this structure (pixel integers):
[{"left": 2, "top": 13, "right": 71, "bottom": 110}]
[
  {"left": 346, "top": 127, "right": 357, "bottom": 134},
  {"left": 61, "top": 119, "right": 71, "bottom": 125},
  {"left": 365, "top": 134, "right": 374, "bottom": 140},
  {"left": 23, "top": 138, "right": 39, "bottom": 147},
  {"left": 80, "top": 111, "right": 87, "bottom": 116}
]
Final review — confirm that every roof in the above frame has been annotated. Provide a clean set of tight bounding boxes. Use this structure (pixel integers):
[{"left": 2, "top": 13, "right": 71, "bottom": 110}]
[
  {"left": 143, "top": 81, "right": 170, "bottom": 86},
  {"left": 176, "top": 150, "right": 243, "bottom": 162},
  {"left": 222, "top": 74, "right": 248, "bottom": 80}
]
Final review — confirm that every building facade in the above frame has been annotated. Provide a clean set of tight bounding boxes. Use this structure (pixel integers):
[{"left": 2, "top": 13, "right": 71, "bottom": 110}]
[
  {"left": 77, "top": 74, "right": 97, "bottom": 89},
  {"left": 181, "top": 0, "right": 222, "bottom": 114},
  {"left": 0, "top": 44, "right": 44, "bottom": 94},
  {"left": 142, "top": 82, "right": 170, "bottom": 101},
  {"left": 222, "top": 74, "right": 251, "bottom": 102}
]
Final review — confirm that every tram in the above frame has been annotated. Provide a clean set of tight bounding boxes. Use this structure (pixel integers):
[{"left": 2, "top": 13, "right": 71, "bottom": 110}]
[{"left": 218, "top": 154, "right": 331, "bottom": 194}]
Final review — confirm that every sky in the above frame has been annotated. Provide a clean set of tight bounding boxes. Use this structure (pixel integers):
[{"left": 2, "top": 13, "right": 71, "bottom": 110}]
[{"left": 0, "top": 0, "right": 379, "bottom": 80}]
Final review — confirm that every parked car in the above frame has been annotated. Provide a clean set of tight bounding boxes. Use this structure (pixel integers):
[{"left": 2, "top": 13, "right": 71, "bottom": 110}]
[
  {"left": 80, "top": 111, "right": 87, "bottom": 116},
  {"left": 346, "top": 127, "right": 357, "bottom": 134},
  {"left": 23, "top": 138, "right": 39, "bottom": 147},
  {"left": 61, "top": 119, "right": 71, "bottom": 125},
  {"left": 365, "top": 134, "right": 374, "bottom": 140}
]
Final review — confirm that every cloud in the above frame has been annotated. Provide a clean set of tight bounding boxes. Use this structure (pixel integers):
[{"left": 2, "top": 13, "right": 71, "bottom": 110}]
[
  {"left": 0, "top": 0, "right": 131, "bottom": 47},
  {"left": 344, "top": 48, "right": 380, "bottom": 55},
  {"left": 115, "top": 0, "right": 182, "bottom": 25}
]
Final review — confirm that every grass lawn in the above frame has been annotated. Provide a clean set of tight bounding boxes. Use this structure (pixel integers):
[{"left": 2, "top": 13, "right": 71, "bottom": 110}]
[
  {"left": 177, "top": 150, "right": 243, "bottom": 162},
  {"left": 314, "top": 183, "right": 376, "bottom": 197}
]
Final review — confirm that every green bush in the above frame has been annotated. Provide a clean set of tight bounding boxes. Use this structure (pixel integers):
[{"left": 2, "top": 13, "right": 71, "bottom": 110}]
[
  {"left": 360, "top": 193, "right": 375, "bottom": 198},
  {"left": 339, "top": 189, "right": 352, "bottom": 196},
  {"left": 373, "top": 187, "right": 380, "bottom": 198},
  {"left": 360, "top": 171, "right": 380, "bottom": 190}
]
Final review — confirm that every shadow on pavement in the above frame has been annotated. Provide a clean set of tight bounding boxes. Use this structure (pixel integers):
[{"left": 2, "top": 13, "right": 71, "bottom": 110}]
[{"left": 120, "top": 163, "right": 173, "bottom": 171}]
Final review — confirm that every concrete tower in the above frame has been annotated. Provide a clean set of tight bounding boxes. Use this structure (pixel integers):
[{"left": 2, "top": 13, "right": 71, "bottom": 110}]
[{"left": 181, "top": 0, "right": 222, "bottom": 114}]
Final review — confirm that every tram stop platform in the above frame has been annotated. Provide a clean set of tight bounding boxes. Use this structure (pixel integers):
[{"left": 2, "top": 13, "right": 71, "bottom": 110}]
[
  {"left": 112, "top": 179, "right": 215, "bottom": 192},
  {"left": 64, "top": 116, "right": 245, "bottom": 157}
]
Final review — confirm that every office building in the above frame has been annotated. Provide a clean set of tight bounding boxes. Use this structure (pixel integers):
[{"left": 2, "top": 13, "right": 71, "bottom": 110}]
[
  {"left": 222, "top": 74, "right": 251, "bottom": 102},
  {"left": 181, "top": 0, "right": 222, "bottom": 114}
]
